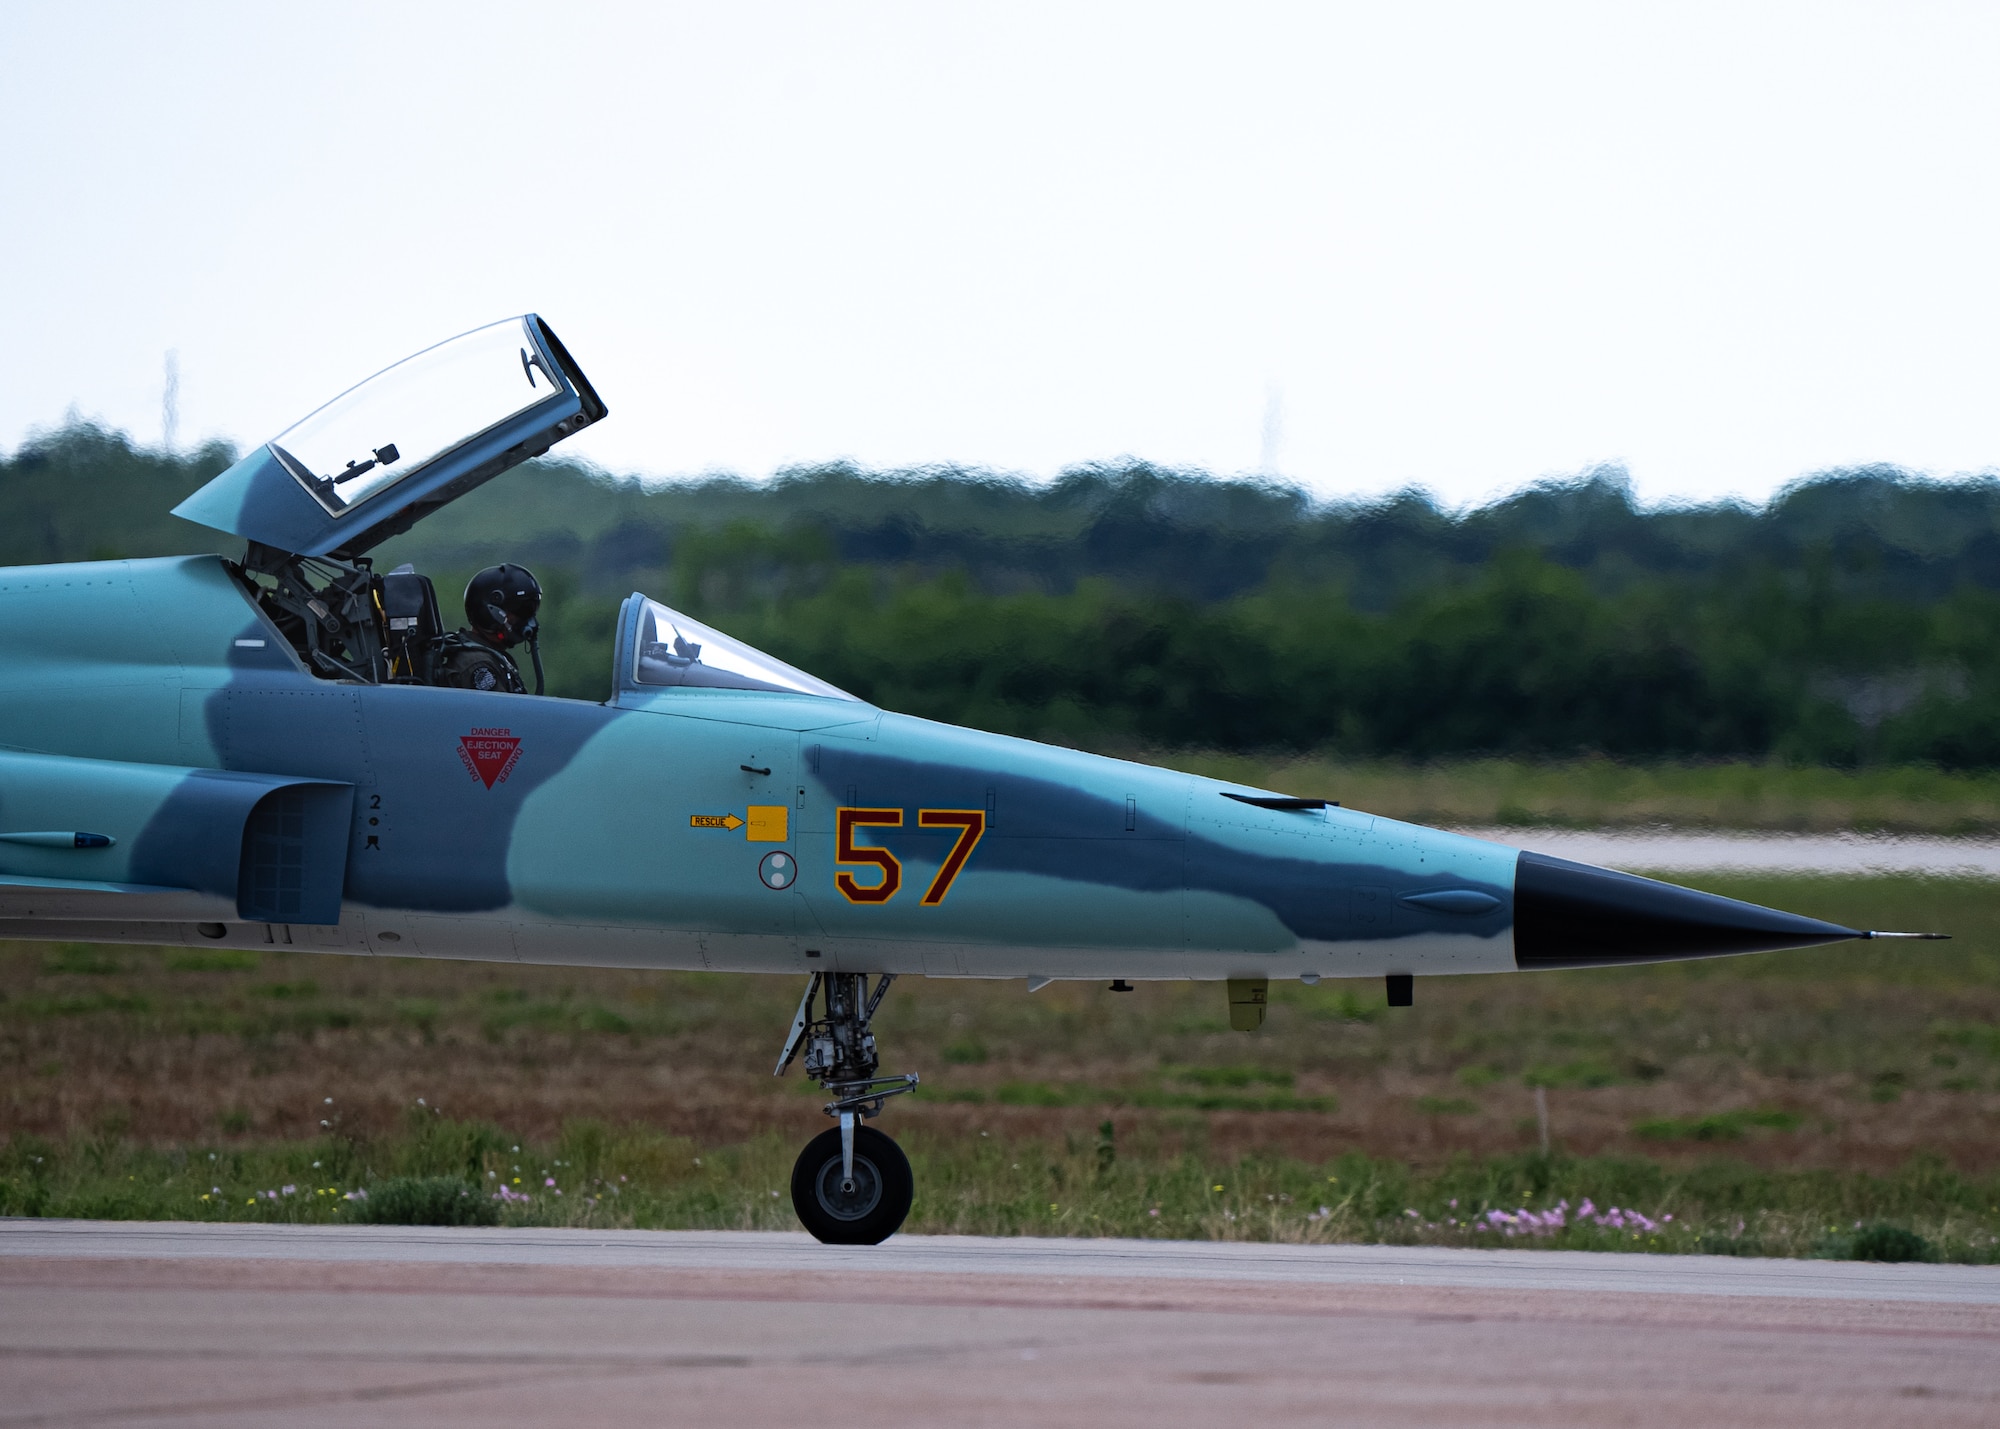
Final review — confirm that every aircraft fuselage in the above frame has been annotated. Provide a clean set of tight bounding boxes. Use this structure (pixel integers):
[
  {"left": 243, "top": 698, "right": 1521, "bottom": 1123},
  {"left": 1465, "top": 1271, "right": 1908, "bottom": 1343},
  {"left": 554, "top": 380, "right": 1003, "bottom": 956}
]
[{"left": 0, "top": 555, "right": 1529, "bottom": 985}]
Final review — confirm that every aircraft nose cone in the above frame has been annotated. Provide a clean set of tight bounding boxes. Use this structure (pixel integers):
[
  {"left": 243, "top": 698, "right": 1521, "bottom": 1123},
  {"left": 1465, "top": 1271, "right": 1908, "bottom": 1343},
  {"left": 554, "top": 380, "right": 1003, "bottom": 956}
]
[{"left": 1513, "top": 851, "right": 1858, "bottom": 968}]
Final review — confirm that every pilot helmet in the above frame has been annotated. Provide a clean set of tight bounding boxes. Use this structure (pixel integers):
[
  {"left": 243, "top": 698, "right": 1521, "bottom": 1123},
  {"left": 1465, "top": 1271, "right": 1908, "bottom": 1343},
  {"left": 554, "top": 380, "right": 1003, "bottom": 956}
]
[{"left": 465, "top": 564, "right": 542, "bottom": 649}]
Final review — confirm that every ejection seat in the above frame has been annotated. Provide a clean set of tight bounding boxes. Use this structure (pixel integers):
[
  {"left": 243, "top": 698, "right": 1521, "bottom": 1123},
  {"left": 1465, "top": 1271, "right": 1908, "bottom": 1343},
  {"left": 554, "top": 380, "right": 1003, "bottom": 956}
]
[{"left": 380, "top": 565, "right": 444, "bottom": 684}]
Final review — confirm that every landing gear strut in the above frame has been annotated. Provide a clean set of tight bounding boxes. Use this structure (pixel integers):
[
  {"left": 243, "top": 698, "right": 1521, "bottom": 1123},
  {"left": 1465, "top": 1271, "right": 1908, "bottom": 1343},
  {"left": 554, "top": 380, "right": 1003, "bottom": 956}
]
[{"left": 775, "top": 972, "right": 918, "bottom": 1244}]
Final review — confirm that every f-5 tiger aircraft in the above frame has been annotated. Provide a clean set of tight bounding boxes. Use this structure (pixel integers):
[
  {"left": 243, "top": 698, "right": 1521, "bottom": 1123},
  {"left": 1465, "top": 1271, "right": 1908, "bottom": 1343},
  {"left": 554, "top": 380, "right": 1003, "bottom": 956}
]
[{"left": 0, "top": 316, "right": 1940, "bottom": 1242}]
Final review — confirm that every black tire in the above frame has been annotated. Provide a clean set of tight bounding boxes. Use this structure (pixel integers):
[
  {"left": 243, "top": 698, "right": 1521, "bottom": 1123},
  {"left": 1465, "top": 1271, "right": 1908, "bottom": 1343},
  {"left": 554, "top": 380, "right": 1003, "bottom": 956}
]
[{"left": 790, "top": 1124, "right": 913, "bottom": 1245}]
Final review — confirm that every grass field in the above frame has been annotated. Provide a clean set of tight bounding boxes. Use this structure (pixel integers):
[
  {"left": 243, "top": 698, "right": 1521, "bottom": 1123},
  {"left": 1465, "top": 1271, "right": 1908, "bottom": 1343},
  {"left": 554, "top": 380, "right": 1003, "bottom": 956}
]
[
  {"left": 1150, "top": 754, "right": 2000, "bottom": 834},
  {"left": 4, "top": 873, "right": 1999, "bottom": 1259}
]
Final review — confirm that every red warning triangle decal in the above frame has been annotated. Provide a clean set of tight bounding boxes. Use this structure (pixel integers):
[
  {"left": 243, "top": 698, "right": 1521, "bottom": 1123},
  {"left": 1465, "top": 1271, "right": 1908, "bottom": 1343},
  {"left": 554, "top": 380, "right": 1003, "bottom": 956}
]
[{"left": 458, "top": 729, "right": 522, "bottom": 789}]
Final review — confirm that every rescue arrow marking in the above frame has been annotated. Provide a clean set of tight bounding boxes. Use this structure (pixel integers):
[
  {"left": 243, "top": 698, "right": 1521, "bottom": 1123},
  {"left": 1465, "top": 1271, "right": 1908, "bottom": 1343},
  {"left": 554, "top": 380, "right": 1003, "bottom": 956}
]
[{"left": 691, "top": 814, "right": 745, "bottom": 830}]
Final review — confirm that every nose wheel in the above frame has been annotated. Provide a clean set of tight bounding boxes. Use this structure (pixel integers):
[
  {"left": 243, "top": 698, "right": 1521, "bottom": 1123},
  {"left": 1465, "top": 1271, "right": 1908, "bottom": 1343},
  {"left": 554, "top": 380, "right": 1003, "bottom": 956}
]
[
  {"left": 775, "top": 971, "right": 919, "bottom": 1244},
  {"left": 791, "top": 1121, "right": 913, "bottom": 1244}
]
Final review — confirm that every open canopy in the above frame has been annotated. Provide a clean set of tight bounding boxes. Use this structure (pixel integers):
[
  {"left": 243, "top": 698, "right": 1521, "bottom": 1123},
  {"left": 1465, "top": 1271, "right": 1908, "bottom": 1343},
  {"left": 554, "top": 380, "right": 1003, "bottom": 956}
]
[{"left": 173, "top": 315, "right": 605, "bottom": 559}]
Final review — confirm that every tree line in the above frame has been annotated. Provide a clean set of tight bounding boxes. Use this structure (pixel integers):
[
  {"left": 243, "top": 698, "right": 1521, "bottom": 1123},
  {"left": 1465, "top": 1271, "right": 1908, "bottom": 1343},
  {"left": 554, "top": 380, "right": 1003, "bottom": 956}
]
[{"left": 634, "top": 542, "right": 2000, "bottom": 766}]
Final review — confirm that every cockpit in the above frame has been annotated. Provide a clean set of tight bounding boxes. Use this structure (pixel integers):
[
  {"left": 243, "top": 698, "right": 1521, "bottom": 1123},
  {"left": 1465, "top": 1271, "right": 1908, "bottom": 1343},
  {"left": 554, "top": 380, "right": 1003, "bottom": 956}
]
[
  {"left": 172, "top": 314, "right": 858, "bottom": 711},
  {"left": 174, "top": 314, "right": 607, "bottom": 693}
]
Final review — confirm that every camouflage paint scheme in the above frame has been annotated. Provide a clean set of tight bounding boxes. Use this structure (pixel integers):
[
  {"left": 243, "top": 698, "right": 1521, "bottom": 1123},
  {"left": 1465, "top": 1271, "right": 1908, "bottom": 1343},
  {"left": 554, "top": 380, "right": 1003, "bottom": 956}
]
[
  {"left": 0, "top": 316, "right": 1865, "bottom": 995},
  {"left": 0, "top": 553, "right": 1522, "bottom": 982}
]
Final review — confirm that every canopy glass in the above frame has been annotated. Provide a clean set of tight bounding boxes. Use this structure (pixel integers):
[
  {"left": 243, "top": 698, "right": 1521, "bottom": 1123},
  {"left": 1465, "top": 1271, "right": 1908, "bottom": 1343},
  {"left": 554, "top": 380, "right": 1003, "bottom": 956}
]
[
  {"left": 630, "top": 598, "right": 856, "bottom": 700},
  {"left": 273, "top": 318, "right": 560, "bottom": 517}
]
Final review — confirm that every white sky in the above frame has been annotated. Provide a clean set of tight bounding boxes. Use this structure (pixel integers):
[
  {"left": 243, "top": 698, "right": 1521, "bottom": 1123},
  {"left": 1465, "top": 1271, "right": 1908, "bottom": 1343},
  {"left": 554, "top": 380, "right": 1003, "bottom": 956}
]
[{"left": 6, "top": 1, "right": 2000, "bottom": 508}]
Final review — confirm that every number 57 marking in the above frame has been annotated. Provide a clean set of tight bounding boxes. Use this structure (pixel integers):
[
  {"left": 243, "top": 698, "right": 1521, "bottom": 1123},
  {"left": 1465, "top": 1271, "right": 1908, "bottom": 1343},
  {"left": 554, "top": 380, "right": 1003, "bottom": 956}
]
[
  {"left": 916, "top": 809, "right": 986, "bottom": 905},
  {"left": 834, "top": 807, "right": 986, "bottom": 906}
]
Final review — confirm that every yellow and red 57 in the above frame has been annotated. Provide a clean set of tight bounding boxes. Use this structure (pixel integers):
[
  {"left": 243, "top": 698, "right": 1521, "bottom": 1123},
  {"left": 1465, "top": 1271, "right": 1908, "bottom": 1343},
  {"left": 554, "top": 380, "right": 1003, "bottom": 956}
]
[{"left": 833, "top": 807, "right": 987, "bottom": 905}]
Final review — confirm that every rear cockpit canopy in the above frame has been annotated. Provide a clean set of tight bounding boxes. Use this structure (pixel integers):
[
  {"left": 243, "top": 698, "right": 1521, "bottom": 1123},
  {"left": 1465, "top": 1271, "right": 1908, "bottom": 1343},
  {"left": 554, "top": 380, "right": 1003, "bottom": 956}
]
[
  {"left": 274, "top": 319, "right": 561, "bottom": 518},
  {"left": 173, "top": 315, "right": 604, "bottom": 559},
  {"left": 164, "top": 316, "right": 853, "bottom": 712}
]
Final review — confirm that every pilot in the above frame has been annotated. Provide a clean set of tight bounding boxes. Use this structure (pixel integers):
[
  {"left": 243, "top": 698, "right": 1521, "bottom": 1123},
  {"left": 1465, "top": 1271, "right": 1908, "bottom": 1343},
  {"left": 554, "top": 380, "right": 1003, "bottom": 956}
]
[{"left": 438, "top": 564, "right": 544, "bottom": 694}]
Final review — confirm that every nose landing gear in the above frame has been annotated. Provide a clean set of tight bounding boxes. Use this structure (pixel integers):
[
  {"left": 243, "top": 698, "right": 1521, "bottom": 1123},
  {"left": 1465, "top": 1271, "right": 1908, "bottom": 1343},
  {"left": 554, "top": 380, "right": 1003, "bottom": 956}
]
[{"left": 775, "top": 971, "right": 918, "bottom": 1244}]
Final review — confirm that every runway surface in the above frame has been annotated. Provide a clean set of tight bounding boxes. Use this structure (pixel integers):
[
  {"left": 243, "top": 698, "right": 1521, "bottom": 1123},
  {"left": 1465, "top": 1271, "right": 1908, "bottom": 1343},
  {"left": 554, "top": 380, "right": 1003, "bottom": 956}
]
[
  {"left": 1457, "top": 826, "right": 2000, "bottom": 878},
  {"left": 4, "top": 1222, "right": 1998, "bottom": 1427}
]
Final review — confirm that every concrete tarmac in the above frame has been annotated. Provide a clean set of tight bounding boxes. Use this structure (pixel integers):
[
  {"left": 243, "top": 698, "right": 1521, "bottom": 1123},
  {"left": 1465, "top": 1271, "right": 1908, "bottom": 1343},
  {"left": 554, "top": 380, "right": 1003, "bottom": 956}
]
[
  {"left": 1455, "top": 826, "right": 2000, "bottom": 878},
  {"left": 4, "top": 1222, "right": 1998, "bottom": 1428}
]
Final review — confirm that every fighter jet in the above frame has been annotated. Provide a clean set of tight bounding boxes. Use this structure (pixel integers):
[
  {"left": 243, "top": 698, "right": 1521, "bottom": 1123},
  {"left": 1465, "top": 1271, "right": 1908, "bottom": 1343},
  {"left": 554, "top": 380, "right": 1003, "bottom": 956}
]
[{"left": 0, "top": 316, "right": 1941, "bottom": 1242}]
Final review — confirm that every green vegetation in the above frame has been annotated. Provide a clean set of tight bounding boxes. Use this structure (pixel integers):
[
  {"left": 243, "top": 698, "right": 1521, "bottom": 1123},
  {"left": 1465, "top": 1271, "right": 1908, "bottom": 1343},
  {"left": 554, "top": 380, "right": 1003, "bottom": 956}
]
[
  {"left": 687, "top": 557, "right": 2000, "bottom": 765},
  {"left": 1416, "top": 1097, "right": 1480, "bottom": 1116},
  {"left": 352, "top": 1175, "right": 498, "bottom": 1227},
  {"left": 1, "top": 1117, "right": 1991, "bottom": 1261},
  {"left": 2, "top": 872, "right": 1997, "bottom": 1256},
  {"left": 1633, "top": 1108, "right": 1803, "bottom": 1142},
  {"left": 1842, "top": 1223, "right": 1935, "bottom": 1262}
]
